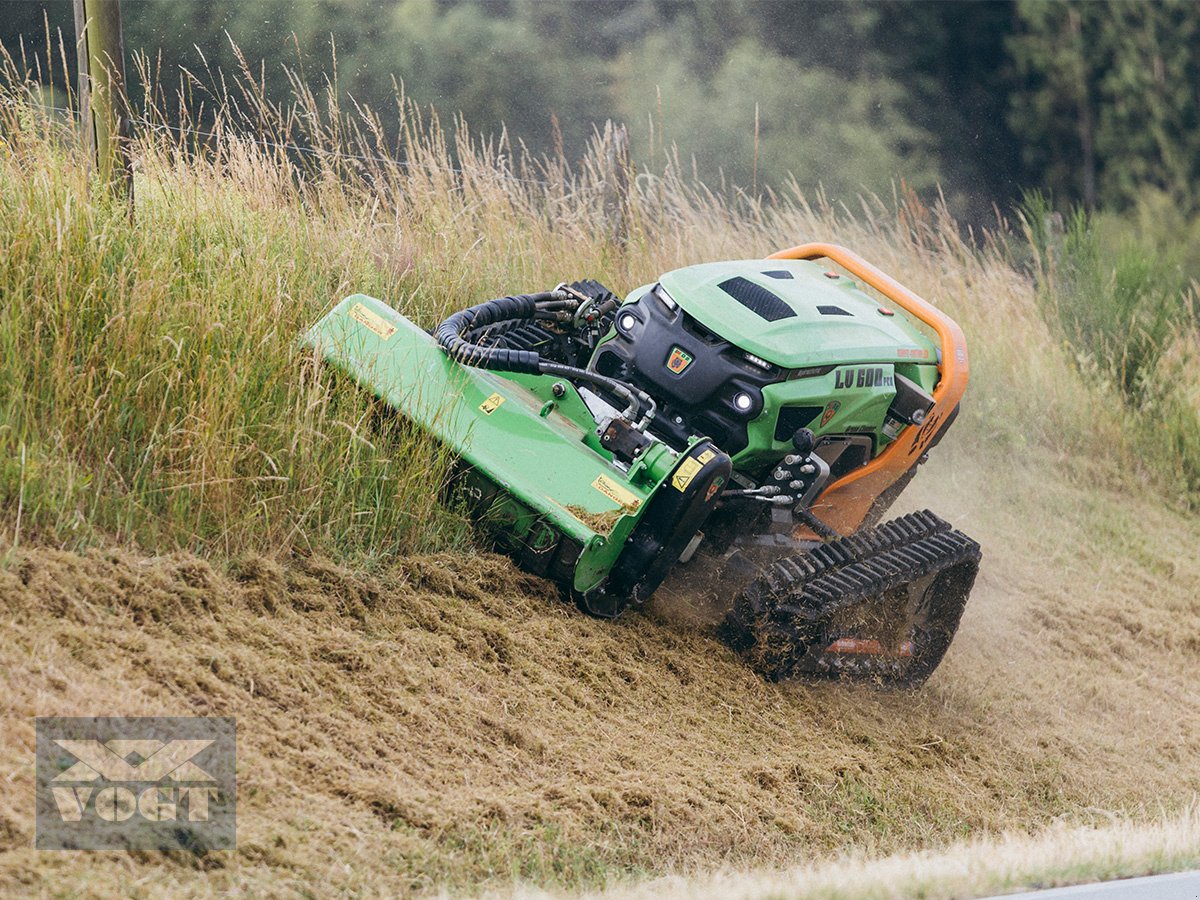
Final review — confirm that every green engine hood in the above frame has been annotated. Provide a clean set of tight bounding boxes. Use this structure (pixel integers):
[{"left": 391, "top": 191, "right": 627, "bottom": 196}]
[{"left": 652, "top": 259, "right": 938, "bottom": 369}]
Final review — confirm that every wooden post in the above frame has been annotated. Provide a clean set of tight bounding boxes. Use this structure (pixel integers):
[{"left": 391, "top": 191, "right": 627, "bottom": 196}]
[{"left": 73, "top": 0, "right": 133, "bottom": 207}]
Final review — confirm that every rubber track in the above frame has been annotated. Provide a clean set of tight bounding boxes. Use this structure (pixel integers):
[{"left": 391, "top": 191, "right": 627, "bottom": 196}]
[{"left": 722, "top": 509, "right": 981, "bottom": 686}]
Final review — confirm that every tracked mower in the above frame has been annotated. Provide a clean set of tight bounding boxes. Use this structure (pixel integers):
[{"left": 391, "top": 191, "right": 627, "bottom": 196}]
[{"left": 304, "top": 243, "right": 981, "bottom": 686}]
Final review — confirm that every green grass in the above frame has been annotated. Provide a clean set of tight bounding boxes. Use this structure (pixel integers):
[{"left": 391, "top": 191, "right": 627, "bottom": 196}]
[
  {"left": 1019, "top": 190, "right": 1200, "bottom": 498},
  {"left": 0, "top": 89, "right": 472, "bottom": 559}
]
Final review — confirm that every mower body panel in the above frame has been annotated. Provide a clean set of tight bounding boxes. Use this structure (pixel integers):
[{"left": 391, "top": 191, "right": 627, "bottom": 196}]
[
  {"left": 654, "top": 259, "right": 939, "bottom": 369},
  {"left": 593, "top": 263, "right": 942, "bottom": 474},
  {"left": 587, "top": 248, "right": 965, "bottom": 535}
]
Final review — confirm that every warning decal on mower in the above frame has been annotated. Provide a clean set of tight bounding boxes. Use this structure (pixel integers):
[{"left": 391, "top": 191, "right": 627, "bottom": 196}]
[
  {"left": 348, "top": 303, "right": 397, "bottom": 340},
  {"left": 672, "top": 457, "right": 703, "bottom": 492},
  {"left": 591, "top": 475, "right": 641, "bottom": 512},
  {"left": 479, "top": 393, "right": 506, "bottom": 415}
]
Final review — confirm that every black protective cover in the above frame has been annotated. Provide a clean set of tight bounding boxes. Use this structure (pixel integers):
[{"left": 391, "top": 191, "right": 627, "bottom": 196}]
[{"left": 590, "top": 287, "right": 781, "bottom": 453}]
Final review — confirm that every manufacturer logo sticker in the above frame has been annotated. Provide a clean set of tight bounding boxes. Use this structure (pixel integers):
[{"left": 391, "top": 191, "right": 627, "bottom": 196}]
[
  {"left": 908, "top": 410, "right": 944, "bottom": 456},
  {"left": 36, "top": 717, "right": 235, "bottom": 851},
  {"left": 820, "top": 400, "right": 841, "bottom": 427},
  {"left": 705, "top": 476, "right": 725, "bottom": 502},
  {"left": 666, "top": 347, "right": 694, "bottom": 375}
]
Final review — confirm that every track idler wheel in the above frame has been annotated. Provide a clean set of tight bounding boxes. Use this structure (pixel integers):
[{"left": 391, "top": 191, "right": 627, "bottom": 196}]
[{"left": 719, "top": 510, "right": 981, "bottom": 688}]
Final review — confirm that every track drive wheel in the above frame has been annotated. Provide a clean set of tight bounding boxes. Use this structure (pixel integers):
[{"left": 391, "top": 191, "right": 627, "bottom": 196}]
[{"left": 719, "top": 510, "right": 981, "bottom": 688}]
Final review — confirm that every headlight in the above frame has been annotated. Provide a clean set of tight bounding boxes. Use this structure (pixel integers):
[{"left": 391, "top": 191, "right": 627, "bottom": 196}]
[
  {"left": 740, "top": 351, "right": 773, "bottom": 371},
  {"left": 730, "top": 389, "right": 762, "bottom": 417}
]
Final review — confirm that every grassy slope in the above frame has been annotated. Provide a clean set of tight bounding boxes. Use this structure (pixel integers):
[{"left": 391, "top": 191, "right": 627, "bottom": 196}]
[
  {"left": 2, "top": 88, "right": 1200, "bottom": 896},
  {"left": 3, "top": 417, "right": 1200, "bottom": 898}
]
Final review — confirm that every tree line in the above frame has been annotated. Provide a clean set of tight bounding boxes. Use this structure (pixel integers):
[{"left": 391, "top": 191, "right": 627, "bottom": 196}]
[{"left": 5, "top": 0, "right": 1200, "bottom": 224}]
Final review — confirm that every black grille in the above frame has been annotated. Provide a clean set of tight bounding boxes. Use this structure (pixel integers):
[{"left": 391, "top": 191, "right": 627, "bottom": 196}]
[
  {"left": 774, "top": 406, "right": 823, "bottom": 442},
  {"left": 762, "top": 269, "right": 794, "bottom": 279},
  {"left": 719, "top": 277, "right": 797, "bottom": 322},
  {"left": 817, "top": 305, "right": 853, "bottom": 316}
]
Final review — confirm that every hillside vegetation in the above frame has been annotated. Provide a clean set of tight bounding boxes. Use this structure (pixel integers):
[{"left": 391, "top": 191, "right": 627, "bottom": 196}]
[
  {"left": 2, "top": 71, "right": 1200, "bottom": 897},
  {"left": 585, "top": 805, "right": 1200, "bottom": 900}
]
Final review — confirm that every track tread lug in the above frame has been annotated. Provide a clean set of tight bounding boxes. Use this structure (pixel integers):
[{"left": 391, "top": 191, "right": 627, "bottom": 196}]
[{"left": 721, "top": 512, "right": 982, "bottom": 688}]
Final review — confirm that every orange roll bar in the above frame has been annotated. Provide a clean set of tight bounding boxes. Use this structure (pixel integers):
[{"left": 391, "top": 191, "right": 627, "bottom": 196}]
[{"left": 767, "top": 242, "right": 970, "bottom": 535}]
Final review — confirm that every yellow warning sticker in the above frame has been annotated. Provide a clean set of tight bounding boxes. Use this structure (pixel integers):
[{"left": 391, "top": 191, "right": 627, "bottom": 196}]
[
  {"left": 696, "top": 448, "right": 716, "bottom": 464},
  {"left": 348, "top": 302, "right": 397, "bottom": 340},
  {"left": 672, "top": 456, "right": 703, "bottom": 492},
  {"left": 479, "top": 393, "right": 506, "bottom": 415},
  {"left": 591, "top": 475, "right": 642, "bottom": 512}
]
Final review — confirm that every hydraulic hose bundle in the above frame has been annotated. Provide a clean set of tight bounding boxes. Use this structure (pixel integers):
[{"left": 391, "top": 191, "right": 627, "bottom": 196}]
[
  {"left": 435, "top": 291, "right": 551, "bottom": 374},
  {"left": 435, "top": 289, "right": 656, "bottom": 426}
]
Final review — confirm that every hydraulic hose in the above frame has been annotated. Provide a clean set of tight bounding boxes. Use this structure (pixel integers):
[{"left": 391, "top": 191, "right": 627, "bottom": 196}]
[
  {"left": 435, "top": 292, "right": 557, "bottom": 374},
  {"left": 539, "top": 361, "right": 655, "bottom": 426},
  {"left": 436, "top": 291, "right": 656, "bottom": 426}
]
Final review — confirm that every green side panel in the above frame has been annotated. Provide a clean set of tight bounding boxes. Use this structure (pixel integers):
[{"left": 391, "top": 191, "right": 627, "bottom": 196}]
[
  {"left": 652, "top": 259, "right": 940, "bottom": 369},
  {"left": 731, "top": 361, "right": 939, "bottom": 471},
  {"left": 737, "top": 364, "right": 898, "bottom": 469},
  {"left": 303, "top": 295, "right": 672, "bottom": 594}
]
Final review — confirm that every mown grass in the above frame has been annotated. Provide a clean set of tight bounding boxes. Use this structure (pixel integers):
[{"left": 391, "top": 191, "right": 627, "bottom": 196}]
[{"left": 5, "top": 434, "right": 1200, "bottom": 898}]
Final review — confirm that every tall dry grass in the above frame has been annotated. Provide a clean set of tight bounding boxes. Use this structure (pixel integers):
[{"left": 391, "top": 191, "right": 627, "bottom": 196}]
[{"left": 2, "top": 45, "right": 1182, "bottom": 563}]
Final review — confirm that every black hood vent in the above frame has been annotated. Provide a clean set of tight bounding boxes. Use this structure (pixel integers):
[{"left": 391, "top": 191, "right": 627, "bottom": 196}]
[{"left": 718, "top": 276, "right": 796, "bottom": 322}]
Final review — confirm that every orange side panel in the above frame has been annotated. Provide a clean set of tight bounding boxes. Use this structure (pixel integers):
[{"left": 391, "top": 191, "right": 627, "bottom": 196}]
[
  {"left": 825, "top": 637, "right": 915, "bottom": 657},
  {"left": 767, "top": 243, "right": 969, "bottom": 535}
]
